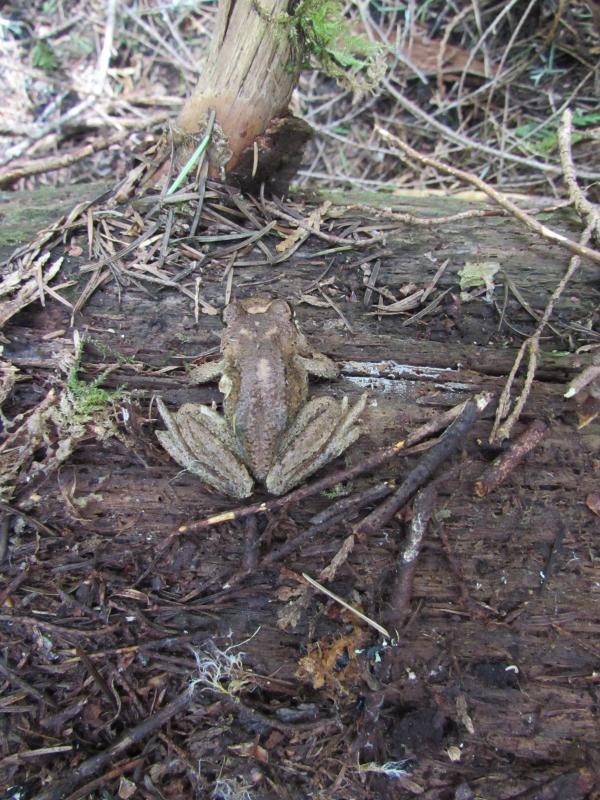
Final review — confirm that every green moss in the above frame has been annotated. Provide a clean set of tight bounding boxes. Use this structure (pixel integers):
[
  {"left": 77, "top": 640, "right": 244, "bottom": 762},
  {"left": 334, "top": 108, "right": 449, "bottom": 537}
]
[
  {"left": 292, "top": 0, "right": 384, "bottom": 91},
  {"left": 67, "top": 344, "right": 124, "bottom": 420},
  {"left": 255, "top": 0, "right": 385, "bottom": 92},
  {"left": 91, "top": 339, "right": 138, "bottom": 366}
]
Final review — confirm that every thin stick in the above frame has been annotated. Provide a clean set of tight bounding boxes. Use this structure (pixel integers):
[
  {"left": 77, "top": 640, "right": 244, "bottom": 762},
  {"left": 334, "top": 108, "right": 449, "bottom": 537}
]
[
  {"left": 63, "top": 758, "right": 145, "bottom": 800},
  {"left": 0, "top": 125, "right": 166, "bottom": 189},
  {"left": 34, "top": 687, "right": 199, "bottom": 800},
  {"left": 491, "top": 222, "right": 594, "bottom": 441},
  {"left": 302, "top": 573, "right": 390, "bottom": 638},
  {"left": 377, "top": 127, "right": 600, "bottom": 267},
  {"left": 558, "top": 108, "right": 600, "bottom": 241},
  {"left": 380, "top": 79, "right": 600, "bottom": 181},
  {"left": 385, "top": 485, "right": 437, "bottom": 630},
  {"left": 0, "top": 659, "right": 57, "bottom": 709},
  {"left": 474, "top": 419, "right": 548, "bottom": 497},
  {"left": 356, "top": 394, "right": 491, "bottom": 537}
]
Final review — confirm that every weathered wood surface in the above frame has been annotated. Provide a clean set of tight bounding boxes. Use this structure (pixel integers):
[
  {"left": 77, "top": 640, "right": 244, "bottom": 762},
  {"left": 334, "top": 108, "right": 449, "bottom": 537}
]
[{"left": 2, "top": 183, "right": 600, "bottom": 798}]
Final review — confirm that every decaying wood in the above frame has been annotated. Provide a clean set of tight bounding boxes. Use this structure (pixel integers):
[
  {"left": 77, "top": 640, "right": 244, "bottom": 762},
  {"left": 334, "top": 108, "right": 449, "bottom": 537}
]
[{"left": 1, "top": 182, "right": 600, "bottom": 798}]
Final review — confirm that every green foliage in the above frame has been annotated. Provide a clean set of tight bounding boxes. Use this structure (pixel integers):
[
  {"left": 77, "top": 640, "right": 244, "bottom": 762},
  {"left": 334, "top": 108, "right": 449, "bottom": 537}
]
[
  {"left": 67, "top": 348, "right": 123, "bottom": 421},
  {"left": 514, "top": 111, "right": 600, "bottom": 156},
  {"left": 91, "top": 339, "right": 138, "bottom": 366},
  {"left": 259, "top": 0, "right": 385, "bottom": 93},
  {"left": 69, "top": 34, "right": 94, "bottom": 57},
  {"left": 32, "top": 40, "right": 60, "bottom": 72},
  {"left": 321, "top": 481, "right": 354, "bottom": 499}
]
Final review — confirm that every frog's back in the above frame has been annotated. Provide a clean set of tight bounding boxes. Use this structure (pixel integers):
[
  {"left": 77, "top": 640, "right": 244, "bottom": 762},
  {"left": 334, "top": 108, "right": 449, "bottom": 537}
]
[{"left": 222, "top": 297, "right": 307, "bottom": 479}]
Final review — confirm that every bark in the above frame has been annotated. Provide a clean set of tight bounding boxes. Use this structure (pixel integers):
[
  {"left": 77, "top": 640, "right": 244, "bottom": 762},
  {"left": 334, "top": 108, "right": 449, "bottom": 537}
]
[{"left": 176, "top": 0, "right": 303, "bottom": 177}]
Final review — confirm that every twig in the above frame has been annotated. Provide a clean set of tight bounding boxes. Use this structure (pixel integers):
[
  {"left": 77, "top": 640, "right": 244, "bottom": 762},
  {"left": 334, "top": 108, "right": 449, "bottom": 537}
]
[
  {"left": 0, "top": 513, "right": 9, "bottom": 563},
  {"left": 0, "top": 659, "right": 57, "bottom": 709},
  {"left": 0, "top": 745, "right": 73, "bottom": 767},
  {"left": 0, "top": 126, "right": 166, "bottom": 188},
  {"left": 34, "top": 686, "right": 200, "bottom": 800},
  {"left": 362, "top": 258, "right": 381, "bottom": 308},
  {"left": 309, "top": 481, "right": 394, "bottom": 527},
  {"left": 380, "top": 80, "right": 600, "bottom": 181},
  {"left": 385, "top": 485, "right": 437, "bottom": 630},
  {"left": 564, "top": 361, "right": 600, "bottom": 399},
  {"left": 491, "top": 222, "right": 594, "bottom": 441},
  {"left": 356, "top": 393, "right": 491, "bottom": 537},
  {"left": 347, "top": 205, "right": 506, "bottom": 227},
  {"left": 302, "top": 573, "right": 390, "bottom": 638},
  {"left": 0, "top": 501, "right": 58, "bottom": 538},
  {"left": 376, "top": 127, "right": 600, "bottom": 266},
  {"left": 63, "top": 758, "right": 146, "bottom": 800},
  {"left": 558, "top": 108, "right": 600, "bottom": 242},
  {"left": 474, "top": 419, "right": 548, "bottom": 497},
  {"left": 95, "top": 0, "right": 118, "bottom": 94}
]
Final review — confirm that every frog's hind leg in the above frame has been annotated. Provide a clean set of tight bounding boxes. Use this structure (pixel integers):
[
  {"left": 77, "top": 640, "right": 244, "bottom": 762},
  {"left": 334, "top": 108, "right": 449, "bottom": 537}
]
[
  {"left": 156, "top": 398, "right": 254, "bottom": 498},
  {"left": 265, "top": 393, "right": 367, "bottom": 496}
]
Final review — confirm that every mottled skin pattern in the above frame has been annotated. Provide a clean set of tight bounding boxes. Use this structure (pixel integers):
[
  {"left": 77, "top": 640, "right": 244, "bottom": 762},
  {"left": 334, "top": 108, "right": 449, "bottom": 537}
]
[
  {"left": 219, "top": 297, "right": 312, "bottom": 479},
  {"left": 156, "top": 296, "right": 367, "bottom": 498}
]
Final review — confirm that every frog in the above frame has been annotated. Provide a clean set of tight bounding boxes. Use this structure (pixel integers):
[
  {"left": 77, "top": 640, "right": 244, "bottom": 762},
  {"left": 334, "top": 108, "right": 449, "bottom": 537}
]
[{"left": 155, "top": 295, "right": 367, "bottom": 498}]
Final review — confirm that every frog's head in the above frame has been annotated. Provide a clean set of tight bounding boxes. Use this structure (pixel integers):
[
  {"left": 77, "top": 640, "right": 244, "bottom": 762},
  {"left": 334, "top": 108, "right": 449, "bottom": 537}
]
[
  {"left": 223, "top": 296, "right": 297, "bottom": 352},
  {"left": 223, "top": 295, "right": 292, "bottom": 325}
]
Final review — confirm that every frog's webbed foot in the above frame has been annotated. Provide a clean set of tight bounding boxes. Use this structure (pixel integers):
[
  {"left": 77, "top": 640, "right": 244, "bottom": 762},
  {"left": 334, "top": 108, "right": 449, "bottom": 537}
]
[
  {"left": 265, "top": 393, "right": 367, "bottom": 496},
  {"left": 155, "top": 397, "right": 253, "bottom": 498}
]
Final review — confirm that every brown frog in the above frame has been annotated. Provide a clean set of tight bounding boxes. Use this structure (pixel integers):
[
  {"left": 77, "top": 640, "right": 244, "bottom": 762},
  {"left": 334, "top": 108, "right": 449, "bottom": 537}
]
[{"left": 156, "top": 296, "right": 366, "bottom": 498}]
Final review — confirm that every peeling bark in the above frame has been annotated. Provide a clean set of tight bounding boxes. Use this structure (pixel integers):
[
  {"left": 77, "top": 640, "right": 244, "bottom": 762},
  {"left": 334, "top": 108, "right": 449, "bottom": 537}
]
[{"left": 176, "top": 0, "right": 304, "bottom": 180}]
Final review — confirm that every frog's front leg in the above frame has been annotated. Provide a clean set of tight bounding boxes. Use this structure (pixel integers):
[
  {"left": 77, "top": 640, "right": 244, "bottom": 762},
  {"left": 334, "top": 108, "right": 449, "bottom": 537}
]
[
  {"left": 265, "top": 393, "right": 368, "bottom": 495},
  {"left": 295, "top": 334, "right": 339, "bottom": 380},
  {"left": 188, "top": 359, "right": 225, "bottom": 384},
  {"left": 155, "top": 397, "right": 254, "bottom": 498}
]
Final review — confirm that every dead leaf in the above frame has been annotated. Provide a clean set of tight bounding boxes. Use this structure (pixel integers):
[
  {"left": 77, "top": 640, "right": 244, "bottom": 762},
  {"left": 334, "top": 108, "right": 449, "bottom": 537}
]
[
  {"left": 353, "top": 21, "right": 491, "bottom": 79},
  {"left": 456, "top": 693, "right": 475, "bottom": 734},
  {"left": 297, "top": 294, "right": 331, "bottom": 308},
  {"left": 296, "top": 630, "right": 370, "bottom": 695},
  {"left": 318, "top": 534, "right": 355, "bottom": 582},
  {"left": 68, "top": 243, "right": 83, "bottom": 257},
  {"left": 275, "top": 201, "right": 331, "bottom": 252},
  {"left": 586, "top": 492, "right": 600, "bottom": 517},
  {"left": 118, "top": 777, "right": 137, "bottom": 800}
]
